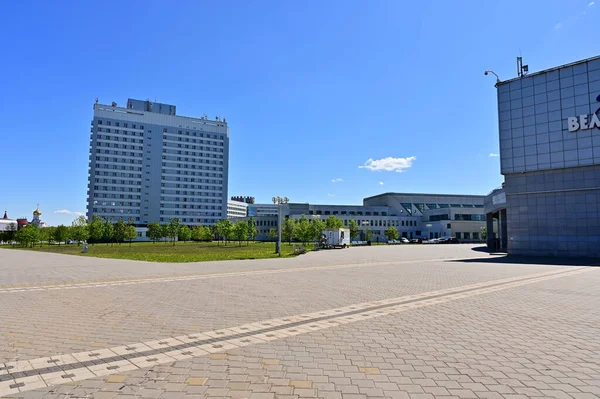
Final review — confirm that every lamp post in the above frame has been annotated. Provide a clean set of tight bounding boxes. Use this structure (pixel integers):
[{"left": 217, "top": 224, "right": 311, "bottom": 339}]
[{"left": 272, "top": 196, "right": 289, "bottom": 255}]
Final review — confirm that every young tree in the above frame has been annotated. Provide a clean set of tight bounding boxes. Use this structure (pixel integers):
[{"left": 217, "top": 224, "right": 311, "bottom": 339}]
[
  {"left": 179, "top": 225, "right": 192, "bottom": 243},
  {"left": 310, "top": 218, "right": 326, "bottom": 241},
  {"left": 247, "top": 217, "right": 257, "bottom": 244},
  {"left": 200, "top": 225, "right": 213, "bottom": 242},
  {"left": 54, "top": 225, "right": 70, "bottom": 246},
  {"left": 147, "top": 222, "right": 162, "bottom": 243},
  {"left": 348, "top": 220, "right": 360, "bottom": 240},
  {"left": 160, "top": 224, "right": 169, "bottom": 243},
  {"left": 5, "top": 223, "right": 17, "bottom": 244},
  {"left": 233, "top": 221, "right": 249, "bottom": 247},
  {"left": 15, "top": 225, "right": 40, "bottom": 248},
  {"left": 71, "top": 215, "right": 89, "bottom": 245},
  {"left": 114, "top": 219, "right": 126, "bottom": 244},
  {"left": 44, "top": 226, "right": 56, "bottom": 245},
  {"left": 268, "top": 228, "right": 278, "bottom": 241},
  {"left": 125, "top": 224, "right": 137, "bottom": 246},
  {"left": 325, "top": 216, "right": 344, "bottom": 229},
  {"left": 364, "top": 226, "right": 373, "bottom": 242},
  {"left": 167, "top": 218, "right": 180, "bottom": 245},
  {"left": 385, "top": 226, "right": 399, "bottom": 242},
  {"left": 481, "top": 227, "right": 487, "bottom": 240},
  {"left": 294, "top": 215, "right": 312, "bottom": 244},
  {"left": 38, "top": 226, "right": 49, "bottom": 247},
  {"left": 215, "top": 219, "right": 233, "bottom": 245},
  {"left": 88, "top": 215, "right": 104, "bottom": 244},
  {"left": 190, "top": 225, "right": 201, "bottom": 242},
  {"left": 103, "top": 219, "right": 114, "bottom": 246},
  {"left": 282, "top": 218, "right": 296, "bottom": 244}
]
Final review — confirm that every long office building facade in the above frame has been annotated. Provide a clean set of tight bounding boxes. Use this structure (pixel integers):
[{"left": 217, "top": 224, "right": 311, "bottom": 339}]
[
  {"left": 485, "top": 56, "right": 600, "bottom": 257},
  {"left": 87, "top": 99, "right": 229, "bottom": 226},
  {"left": 234, "top": 193, "right": 486, "bottom": 242}
]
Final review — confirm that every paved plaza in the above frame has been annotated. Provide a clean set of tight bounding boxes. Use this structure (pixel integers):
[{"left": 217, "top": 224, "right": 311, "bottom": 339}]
[{"left": 0, "top": 245, "right": 599, "bottom": 399}]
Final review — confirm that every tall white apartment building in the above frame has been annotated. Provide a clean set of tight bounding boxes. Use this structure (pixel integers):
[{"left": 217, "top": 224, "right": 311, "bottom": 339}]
[{"left": 87, "top": 99, "right": 229, "bottom": 226}]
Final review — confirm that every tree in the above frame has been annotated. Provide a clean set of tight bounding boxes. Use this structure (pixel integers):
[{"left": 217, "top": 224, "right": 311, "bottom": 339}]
[
  {"left": 232, "top": 221, "right": 249, "bottom": 246},
  {"left": 268, "top": 228, "right": 278, "bottom": 241},
  {"left": 38, "top": 227, "right": 49, "bottom": 247},
  {"left": 325, "top": 216, "right": 344, "bottom": 229},
  {"left": 54, "top": 225, "right": 70, "bottom": 246},
  {"left": 282, "top": 218, "right": 296, "bottom": 244},
  {"left": 310, "top": 218, "right": 326, "bottom": 241},
  {"left": 348, "top": 220, "right": 360, "bottom": 240},
  {"left": 190, "top": 225, "right": 201, "bottom": 242},
  {"left": 167, "top": 218, "right": 180, "bottom": 245},
  {"left": 179, "top": 225, "right": 192, "bottom": 243},
  {"left": 15, "top": 225, "right": 40, "bottom": 248},
  {"left": 125, "top": 224, "right": 137, "bottom": 246},
  {"left": 147, "top": 222, "right": 162, "bottom": 243},
  {"left": 385, "top": 226, "right": 399, "bottom": 241},
  {"left": 247, "top": 217, "right": 257, "bottom": 244},
  {"left": 71, "top": 215, "right": 89, "bottom": 245},
  {"left": 114, "top": 219, "right": 126, "bottom": 244},
  {"left": 5, "top": 223, "right": 17, "bottom": 244},
  {"left": 88, "top": 215, "right": 104, "bottom": 244},
  {"left": 294, "top": 215, "right": 312, "bottom": 244},
  {"left": 215, "top": 219, "right": 233, "bottom": 245},
  {"left": 43, "top": 226, "right": 56, "bottom": 245},
  {"left": 200, "top": 225, "right": 213, "bottom": 241},
  {"left": 103, "top": 219, "right": 114, "bottom": 245},
  {"left": 481, "top": 227, "right": 487, "bottom": 240},
  {"left": 364, "top": 226, "right": 373, "bottom": 242},
  {"left": 160, "top": 224, "right": 169, "bottom": 243}
]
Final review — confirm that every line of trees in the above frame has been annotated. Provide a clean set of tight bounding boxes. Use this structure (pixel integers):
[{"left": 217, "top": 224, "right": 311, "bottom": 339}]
[{"left": 2, "top": 213, "right": 388, "bottom": 249}]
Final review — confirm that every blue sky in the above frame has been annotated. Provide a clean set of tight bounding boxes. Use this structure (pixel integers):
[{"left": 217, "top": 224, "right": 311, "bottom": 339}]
[{"left": 1, "top": 0, "right": 598, "bottom": 226}]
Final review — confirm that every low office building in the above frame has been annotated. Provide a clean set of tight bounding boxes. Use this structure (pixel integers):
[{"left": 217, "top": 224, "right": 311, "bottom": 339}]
[
  {"left": 485, "top": 55, "right": 600, "bottom": 257},
  {"left": 234, "top": 192, "right": 486, "bottom": 242},
  {"left": 227, "top": 200, "right": 248, "bottom": 219}
]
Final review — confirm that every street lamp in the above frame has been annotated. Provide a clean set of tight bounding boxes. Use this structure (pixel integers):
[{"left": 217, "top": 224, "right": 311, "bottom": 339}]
[
  {"left": 484, "top": 70, "right": 501, "bottom": 85},
  {"left": 272, "top": 196, "right": 289, "bottom": 255}
]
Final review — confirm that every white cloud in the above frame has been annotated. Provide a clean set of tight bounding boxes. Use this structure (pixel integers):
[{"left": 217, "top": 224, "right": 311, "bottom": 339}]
[
  {"left": 489, "top": 153, "right": 499, "bottom": 157},
  {"left": 589, "top": 2, "right": 595, "bottom": 6},
  {"left": 554, "top": 22, "right": 563, "bottom": 29},
  {"left": 331, "top": 178, "right": 343, "bottom": 183},
  {"left": 54, "top": 209, "right": 85, "bottom": 216},
  {"left": 327, "top": 193, "right": 335, "bottom": 197},
  {"left": 379, "top": 181, "right": 384, "bottom": 185},
  {"left": 358, "top": 156, "right": 416, "bottom": 173}
]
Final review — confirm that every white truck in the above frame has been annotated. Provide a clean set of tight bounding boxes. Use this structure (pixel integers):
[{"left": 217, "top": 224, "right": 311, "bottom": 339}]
[{"left": 320, "top": 228, "right": 350, "bottom": 249}]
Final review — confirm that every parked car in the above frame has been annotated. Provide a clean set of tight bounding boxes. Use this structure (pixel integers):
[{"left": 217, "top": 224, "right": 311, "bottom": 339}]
[{"left": 400, "top": 238, "right": 410, "bottom": 243}]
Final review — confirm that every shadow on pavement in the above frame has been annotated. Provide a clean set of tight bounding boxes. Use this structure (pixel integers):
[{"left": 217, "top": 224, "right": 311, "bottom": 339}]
[{"left": 447, "top": 245, "right": 600, "bottom": 267}]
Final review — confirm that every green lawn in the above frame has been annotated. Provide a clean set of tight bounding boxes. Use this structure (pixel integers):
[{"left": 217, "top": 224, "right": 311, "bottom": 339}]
[{"left": 2, "top": 241, "right": 314, "bottom": 262}]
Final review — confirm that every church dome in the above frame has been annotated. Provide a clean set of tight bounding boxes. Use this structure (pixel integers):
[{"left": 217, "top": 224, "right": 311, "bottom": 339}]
[{"left": 33, "top": 208, "right": 42, "bottom": 216}]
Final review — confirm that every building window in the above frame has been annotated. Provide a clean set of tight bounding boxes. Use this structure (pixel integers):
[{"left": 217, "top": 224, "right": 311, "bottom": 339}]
[
  {"left": 463, "top": 232, "right": 471, "bottom": 239},
  {"left": 473, "top": 232, "right": 479, "bottom": 240},
  {"left": 447, "top": 223, "right": 451, "bottom": 229},
  {"left": 456, "top": 232, "right": 461, "bottom": 239}
]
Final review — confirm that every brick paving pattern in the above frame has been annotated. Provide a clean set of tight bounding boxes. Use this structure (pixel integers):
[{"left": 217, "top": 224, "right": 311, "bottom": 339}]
[{"left": 0, "top": 245, "right": 599, "bottom": 398}]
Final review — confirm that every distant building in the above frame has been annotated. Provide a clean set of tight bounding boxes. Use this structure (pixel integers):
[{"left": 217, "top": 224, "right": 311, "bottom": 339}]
[
  {"left": 227, "top": 200, "right": 248, "bottom": 219},
  {"left": 87, "top": 99, "right": 230, "bottom": 227},
  {"left": 230, "top": 196, "right": 255, "bottom": 204},
  {"left": 30, "top": 206, "right": 47, "bottom": 228},
  {"left": 233, "top": 193, "right": 486, "bottom": 242},
  {"left": 0, "top": 211, "right": 17, "bottom": 232},
  {"left": 247, "top": 203, "right": 278, "bottom": 217}
]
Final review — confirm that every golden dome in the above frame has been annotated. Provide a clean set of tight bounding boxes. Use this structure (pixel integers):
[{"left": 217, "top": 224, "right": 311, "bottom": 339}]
[{"left": 33, "top": 208, "right": 41, "bottom": 216}]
